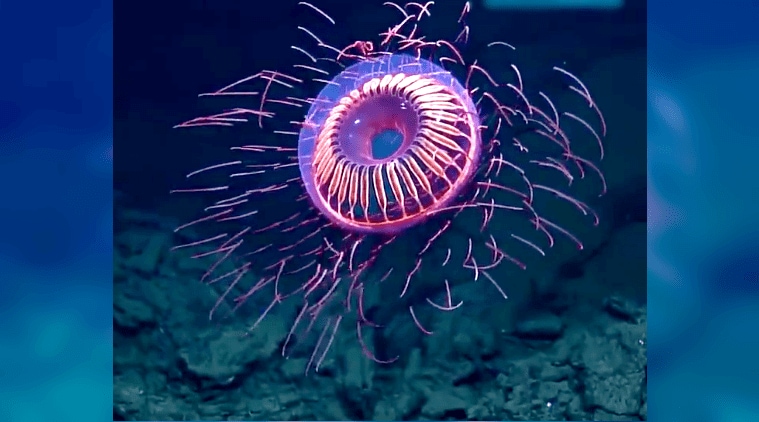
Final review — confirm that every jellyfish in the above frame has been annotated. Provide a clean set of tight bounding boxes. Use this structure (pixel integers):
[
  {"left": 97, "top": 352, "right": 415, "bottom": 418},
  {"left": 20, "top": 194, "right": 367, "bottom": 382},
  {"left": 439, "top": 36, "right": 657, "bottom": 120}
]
[{"left": 172, "top": 0, "right": 606, "bottom": 372}]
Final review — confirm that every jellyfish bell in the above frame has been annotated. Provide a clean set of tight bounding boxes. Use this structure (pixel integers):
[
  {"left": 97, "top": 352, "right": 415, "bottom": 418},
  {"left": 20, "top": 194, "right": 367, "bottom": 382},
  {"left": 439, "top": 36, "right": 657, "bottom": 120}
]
[
  {"left": 171, "top": 0, "right": 606, "bottom": 372},
  {"left": 298, "top": 53, "right": 482, "bottom": 235}
]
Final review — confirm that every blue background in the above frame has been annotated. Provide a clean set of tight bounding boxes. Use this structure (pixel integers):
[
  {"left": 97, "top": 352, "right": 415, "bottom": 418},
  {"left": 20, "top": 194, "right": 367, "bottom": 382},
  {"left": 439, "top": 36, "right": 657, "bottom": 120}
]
[{"left": 1, "top": 0, "right": 758, "bottom": 421}]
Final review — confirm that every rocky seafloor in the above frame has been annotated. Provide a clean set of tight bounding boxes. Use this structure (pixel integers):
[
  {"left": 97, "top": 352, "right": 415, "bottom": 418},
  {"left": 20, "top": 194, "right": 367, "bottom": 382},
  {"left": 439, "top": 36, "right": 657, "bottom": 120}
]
[{"left": 114, "top": 191, "right": 647, "bottom": 421}]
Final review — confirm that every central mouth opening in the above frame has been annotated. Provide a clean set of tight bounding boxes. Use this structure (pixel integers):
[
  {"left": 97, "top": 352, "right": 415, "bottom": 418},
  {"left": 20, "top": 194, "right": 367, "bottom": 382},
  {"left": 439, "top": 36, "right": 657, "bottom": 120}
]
[
  {"left": 336, "top": 92, "right": 419, "bottom": 165},
  {"left": 371, "top": 128, "right": 404, "bottom": 160}
]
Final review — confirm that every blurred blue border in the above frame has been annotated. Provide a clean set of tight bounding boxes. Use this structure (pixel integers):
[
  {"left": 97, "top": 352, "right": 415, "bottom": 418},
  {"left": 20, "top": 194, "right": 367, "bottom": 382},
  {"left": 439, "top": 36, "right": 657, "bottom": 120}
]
[
  {"left": 647, "top": 0, "right": 759, "bottom": 420},
  {"left": 2, "top": 0, "right": 759, "bottom": 421},
  {"left": 0, "top": 0, "right": 113, "bottom": 421}
]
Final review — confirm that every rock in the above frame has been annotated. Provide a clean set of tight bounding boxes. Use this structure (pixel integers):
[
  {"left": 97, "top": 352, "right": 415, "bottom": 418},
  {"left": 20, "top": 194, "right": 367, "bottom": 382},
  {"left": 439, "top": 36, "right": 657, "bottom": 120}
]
[
  {"left": 574, "top": 332, "right": 630, "bottom": 375},
  {"left": 451, "top": 328, "right": 475, "bottom": 356},
  {"left": 134, "top": 233, "right": 169, "bottom": 274},
  {"left": 145, "top": 393, "right": 193, "bottom": 420},
  {"left": 503, "top": 384, "right": 533, "bottom": 419},
  {"left": 115, "top": 214, "right": 171, "bottom": 276},
  {"left": 537, "top": 380, "right": 577, "bottom": 420},
  {"left": 583, "top": 372, "right": 644, "bottom": 416},
  {"left": 495, "top": 372, "right": 510, "bottom": 388},
  {"left": 341, "top": 345, "right": 374, "bottom": 390},
  {"left": 452, "top": 313, "right": 499, "bottom": 359},
  {"left": 467, "top": 401, "right": 492, "bottom": 420},
  {"left": 573, "top": 323, "right": 646, "bottom": 417},
  {"left": 592, "top": 223, "right": 647, "bottom": 303},
  {"left": 515, "top": 311, "right": 564, "bottom": 340},
  {"left": 113, "top": 370, "right": 146, "bottom": 419},
  {"left": 279, "top": 357, "right": 308, "bottom": 380},
  {"left": 422, "top": 390, "right": 468, "bottom": 419},
  {"left": 603, "top": 295, "right": 644, "bottom": 323},
  {"left": 178, "top": 317, "right": 286, "bottom": 385},
  {"left": 403, "top": 348, "right": 422, "bottom": 380},
  {"left": 114, "top": 291, "right": 155, "bottom": 330},
  {"left": 450, "top": 360, "right": 476, "bottom": 385},
  {"left": 538, "top": 363, "right": 574, "bottom": 382},
  {"left": 593, "top": 408, "right": 638, "bottom": 420},
  {"left": 373, "top": 388, "right": 423, "bottom": 420},
  {"left": 566, "top": 395, "right": 587, "bottom": 420}
]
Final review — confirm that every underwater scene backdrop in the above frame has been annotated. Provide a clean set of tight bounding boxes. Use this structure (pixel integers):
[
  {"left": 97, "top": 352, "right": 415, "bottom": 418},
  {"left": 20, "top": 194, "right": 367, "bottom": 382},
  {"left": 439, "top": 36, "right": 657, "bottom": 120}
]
[{"left": 0, "top": 0, "right": 757, "bottom": 421}]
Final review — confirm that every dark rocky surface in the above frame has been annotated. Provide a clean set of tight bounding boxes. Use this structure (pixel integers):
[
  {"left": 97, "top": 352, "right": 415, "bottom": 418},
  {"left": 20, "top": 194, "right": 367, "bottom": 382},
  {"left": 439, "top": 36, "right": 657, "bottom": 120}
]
[{"left": 114, "top": 195, "right": 646, "bottom": 420}]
